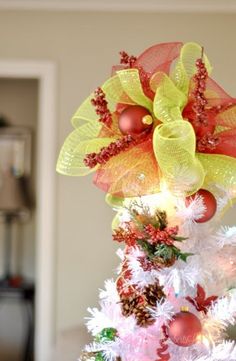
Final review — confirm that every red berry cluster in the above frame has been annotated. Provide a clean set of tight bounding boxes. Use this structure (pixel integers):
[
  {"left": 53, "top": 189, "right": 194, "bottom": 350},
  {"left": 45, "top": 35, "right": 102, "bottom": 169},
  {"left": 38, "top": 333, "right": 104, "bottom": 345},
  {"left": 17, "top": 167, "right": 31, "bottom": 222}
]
[
  {"left": 137, "top": 65, "right": 154, "bottom": 99},
  {"left": 84, "top": 135, "right": 136, "bottom": 168},
  {"left": 192, "top": 56, "right": 208, "bottom": 126},
  {"left": 144, "top": 224, "right": 179, "bottom": 246},
  {"left": 119, "top": 51, "right": 137, "bottom": 68},
  {"left": 91, "top": 87, "right": 112, "bottom": 127},
  {"left": 112, "top": 223, "right": 137, "bottom": 247},
  {"left": 197, "top": 132, "right": 220, "bottom": 152}
]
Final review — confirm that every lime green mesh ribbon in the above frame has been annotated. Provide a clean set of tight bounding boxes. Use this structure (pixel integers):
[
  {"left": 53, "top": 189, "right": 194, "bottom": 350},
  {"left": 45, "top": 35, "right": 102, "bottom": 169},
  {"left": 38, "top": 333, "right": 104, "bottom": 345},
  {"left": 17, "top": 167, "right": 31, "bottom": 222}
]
[
  {"left": 153, "top": 121, "right": 205, "bottom": 195},
  {"left": 57, "top": 41, "right": 236, "bottom": 200},
  {"left": 151, "top": 43, "right": 208, "bottom": 195},
  {"left": 151, "top": 42, "right": 236, "bottom": 196}
]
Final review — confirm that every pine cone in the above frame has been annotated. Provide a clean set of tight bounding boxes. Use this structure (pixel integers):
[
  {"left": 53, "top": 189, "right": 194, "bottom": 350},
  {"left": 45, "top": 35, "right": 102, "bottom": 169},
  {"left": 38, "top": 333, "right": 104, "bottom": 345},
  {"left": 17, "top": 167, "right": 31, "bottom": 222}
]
[
  {"left": 133, "top": 304, "right": 155, "bottom": 327},
  {"left": 155, "top": 210, "right": 167, "bottom": 228},
  {"left": 135, "top": 213, "right": 152, "bottom": 226},
  {"left": 120, "top": 284, "right": 165, "bottom": 328},
  {"left": 143, "top": 283, "right": 165, "bottom": 307},
  {"left": 120, "top": 294, "right": 140, "bottom": 317},
  {"left": 80, "top": 351, "right": 96, "bottom": 361},
  {"left": 152, "top": 255, "right": 176, "bottom": 268}
]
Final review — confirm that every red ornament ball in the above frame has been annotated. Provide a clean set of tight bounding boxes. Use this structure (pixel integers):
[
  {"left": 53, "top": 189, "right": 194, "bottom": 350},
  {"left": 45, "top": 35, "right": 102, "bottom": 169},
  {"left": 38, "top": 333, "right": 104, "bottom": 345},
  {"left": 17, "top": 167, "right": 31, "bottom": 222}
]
[
  {"left": 186, "top": 189, "right": 217, "bottom": 223},
  {"left": 118, "top": 105, "right": 153, "bottom": 137},
  {"left": 167, "top": 309, "right": 202, "bottom": 347}
]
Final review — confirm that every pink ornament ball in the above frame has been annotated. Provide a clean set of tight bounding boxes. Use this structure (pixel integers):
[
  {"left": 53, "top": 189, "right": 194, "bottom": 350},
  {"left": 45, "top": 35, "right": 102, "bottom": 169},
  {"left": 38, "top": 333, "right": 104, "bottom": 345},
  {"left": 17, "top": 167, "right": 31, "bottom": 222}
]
[
  {"left": 168, "top": 310, "right": 202, "bottom": 347},
  {"left": 186, "top": 189, "right": 217, "bottom": 223}
]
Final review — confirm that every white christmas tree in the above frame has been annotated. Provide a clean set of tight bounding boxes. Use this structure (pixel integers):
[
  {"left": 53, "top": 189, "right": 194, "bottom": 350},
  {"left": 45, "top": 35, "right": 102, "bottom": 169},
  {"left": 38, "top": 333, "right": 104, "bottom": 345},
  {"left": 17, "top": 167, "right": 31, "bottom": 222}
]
[{"left": 57, "top": 42, "right": 236, "bottom": 361}]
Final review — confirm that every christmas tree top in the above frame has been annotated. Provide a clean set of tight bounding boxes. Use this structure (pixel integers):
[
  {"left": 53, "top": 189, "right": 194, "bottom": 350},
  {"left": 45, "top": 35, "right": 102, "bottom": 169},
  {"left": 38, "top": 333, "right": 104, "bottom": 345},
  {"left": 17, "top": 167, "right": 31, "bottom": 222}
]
[{"left": 57, "top": 42, "right": 236, "bottom": 361}]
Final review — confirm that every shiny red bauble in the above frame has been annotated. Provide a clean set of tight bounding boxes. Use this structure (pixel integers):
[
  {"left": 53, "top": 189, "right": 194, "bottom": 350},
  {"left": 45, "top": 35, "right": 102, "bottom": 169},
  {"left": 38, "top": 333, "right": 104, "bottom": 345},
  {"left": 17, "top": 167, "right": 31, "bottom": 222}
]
[
  {"left": 118, "top": 105, "right": 153, "bottom": 137},
  {"left": 167, "top": 310, "right": 202, "bottom": 347},
  {"left": 186, "top": 189, "right": 217, "bottom": 223}
]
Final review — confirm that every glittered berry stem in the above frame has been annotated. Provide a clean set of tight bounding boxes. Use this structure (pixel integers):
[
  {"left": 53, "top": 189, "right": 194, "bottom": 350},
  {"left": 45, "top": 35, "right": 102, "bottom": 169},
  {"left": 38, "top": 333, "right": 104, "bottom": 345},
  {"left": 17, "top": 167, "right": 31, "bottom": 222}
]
[
  {"left": 119, "top": 51, "right": 137, "bottom": 68},
  {"left": 91, "top": 87, "right": 112, "bottom": 127},
  {"left": 192, "top": 47, "right": 208, "bottom": 127},
  {"left": 84, "top": 135, "right": 136, "bottom": 168}
]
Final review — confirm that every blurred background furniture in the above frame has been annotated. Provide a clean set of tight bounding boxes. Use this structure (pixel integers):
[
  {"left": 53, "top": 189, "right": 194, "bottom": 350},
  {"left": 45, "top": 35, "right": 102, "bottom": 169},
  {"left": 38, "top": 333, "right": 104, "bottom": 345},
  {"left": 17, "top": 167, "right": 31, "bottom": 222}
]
[
  {"left": 0, "top": 126, "right": 32, "bottom": 283},
  {"left": 0, "top": 125, "right": 34, "bottom": 361},
  {"left": 0, "top": 283, "right": 35, "bottom": 361}
]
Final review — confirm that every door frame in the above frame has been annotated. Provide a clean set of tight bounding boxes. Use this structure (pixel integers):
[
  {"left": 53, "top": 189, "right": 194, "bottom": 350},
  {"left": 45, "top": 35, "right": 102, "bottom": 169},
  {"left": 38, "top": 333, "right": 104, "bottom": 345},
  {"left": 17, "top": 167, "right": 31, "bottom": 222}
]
[{"left": 0, "top": 60, "right": 57, "bottom": 361}]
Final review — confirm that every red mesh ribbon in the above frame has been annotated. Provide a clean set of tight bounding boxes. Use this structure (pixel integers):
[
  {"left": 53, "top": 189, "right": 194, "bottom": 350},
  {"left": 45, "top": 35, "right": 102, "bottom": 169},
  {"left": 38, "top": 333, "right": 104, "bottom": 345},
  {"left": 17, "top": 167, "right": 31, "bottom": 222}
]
[
  {"left": 134, "top": 42, "right": 183, "bottom": 99},
  {"left": 135, "top": 42, "right": 182, "bottom": 75},
  {"left": 184, "top": 76, "right": 236, "bottom": 156},
  {"left": 93, "top": 135, "right": 160, "bottom": 197},
  {"left": 113, "top": 42, "right": 183, "bottom": 98},
  {"left": 156, "top": 325, "right": 170, "bottom": 361},
  {"left": 209, "top": 128, "right": 236, "bottom": 157}
]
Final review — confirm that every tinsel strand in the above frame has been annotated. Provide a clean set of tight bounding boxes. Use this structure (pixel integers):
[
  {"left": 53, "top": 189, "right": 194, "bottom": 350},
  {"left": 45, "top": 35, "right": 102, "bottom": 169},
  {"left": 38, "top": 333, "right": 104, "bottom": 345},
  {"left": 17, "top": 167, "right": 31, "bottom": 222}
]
[{"left": 156, "top": 325, "right": 170, "bottom": 361}]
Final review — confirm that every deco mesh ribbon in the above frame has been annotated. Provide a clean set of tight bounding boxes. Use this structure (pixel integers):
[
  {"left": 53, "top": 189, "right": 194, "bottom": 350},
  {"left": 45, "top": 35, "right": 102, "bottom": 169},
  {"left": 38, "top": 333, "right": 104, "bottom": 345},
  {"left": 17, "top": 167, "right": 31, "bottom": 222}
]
[{"left": 57, "top": 42, "right": 236, "bottom": 199}]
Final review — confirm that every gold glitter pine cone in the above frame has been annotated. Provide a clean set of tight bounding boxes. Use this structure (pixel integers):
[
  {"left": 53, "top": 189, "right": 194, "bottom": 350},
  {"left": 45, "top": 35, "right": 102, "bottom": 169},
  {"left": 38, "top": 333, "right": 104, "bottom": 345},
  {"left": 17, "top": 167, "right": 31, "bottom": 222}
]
[
  {"left": 120, "top": 293, "right": 141, "bottom": 317},
  {"left": 133, "top": 303, "right": 155, "bottom": 327},
  {"left": 152, "top": 255, "right": 176, "bottom": 268},
  {"left": 143, "top": 283, "right": 165, "bottom": 306}
]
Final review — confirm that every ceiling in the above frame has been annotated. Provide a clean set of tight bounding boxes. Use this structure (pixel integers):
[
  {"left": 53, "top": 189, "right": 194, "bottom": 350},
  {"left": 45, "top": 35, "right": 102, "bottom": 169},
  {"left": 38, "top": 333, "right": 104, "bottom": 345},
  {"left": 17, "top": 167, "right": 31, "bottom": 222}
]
[{"left": 0, "top": 0, "right": 235, "bottom": 13}]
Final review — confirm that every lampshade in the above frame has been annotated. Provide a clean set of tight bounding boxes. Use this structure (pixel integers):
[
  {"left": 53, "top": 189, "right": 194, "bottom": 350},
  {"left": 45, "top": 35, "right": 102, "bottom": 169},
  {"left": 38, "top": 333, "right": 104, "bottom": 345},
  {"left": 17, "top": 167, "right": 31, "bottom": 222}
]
[
  {"left": 0, "top": 172, "right": 31, "bottom": 217},
  {"left": 0, "top": 126, "right": 32, "bottom": 219}
]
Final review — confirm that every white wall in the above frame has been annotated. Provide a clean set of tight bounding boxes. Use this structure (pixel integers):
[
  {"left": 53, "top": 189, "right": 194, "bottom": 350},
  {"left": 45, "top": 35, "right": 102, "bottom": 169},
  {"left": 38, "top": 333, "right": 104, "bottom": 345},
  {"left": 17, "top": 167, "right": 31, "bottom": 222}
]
[{"left": 0, "top": 10, "right": 235, "bottom": 337}]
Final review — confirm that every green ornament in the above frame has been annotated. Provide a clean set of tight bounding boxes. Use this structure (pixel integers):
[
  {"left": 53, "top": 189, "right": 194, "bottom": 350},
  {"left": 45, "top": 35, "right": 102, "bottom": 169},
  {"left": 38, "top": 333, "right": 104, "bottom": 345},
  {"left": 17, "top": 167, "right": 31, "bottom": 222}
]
[
  {"left": 95, "top": 352, "right": 105, "bottom": 361},
  {"left": 96, "top": 327, "right": 117, "bottom": 342}
]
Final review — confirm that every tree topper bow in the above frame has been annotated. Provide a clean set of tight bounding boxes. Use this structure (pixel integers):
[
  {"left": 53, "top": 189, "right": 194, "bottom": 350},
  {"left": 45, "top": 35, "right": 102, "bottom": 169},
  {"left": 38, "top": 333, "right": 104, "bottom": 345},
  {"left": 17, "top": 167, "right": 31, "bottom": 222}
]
[{"left": 57, "top": 42, "right": 236, "bottom": 200}]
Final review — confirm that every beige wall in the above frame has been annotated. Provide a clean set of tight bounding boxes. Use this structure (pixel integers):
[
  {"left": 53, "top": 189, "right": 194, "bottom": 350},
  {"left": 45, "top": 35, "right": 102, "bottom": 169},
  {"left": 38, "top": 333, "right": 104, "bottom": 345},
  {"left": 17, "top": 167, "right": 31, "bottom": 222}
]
[{"left": 0, "top": 10, "right": 235, "bottom": 337}]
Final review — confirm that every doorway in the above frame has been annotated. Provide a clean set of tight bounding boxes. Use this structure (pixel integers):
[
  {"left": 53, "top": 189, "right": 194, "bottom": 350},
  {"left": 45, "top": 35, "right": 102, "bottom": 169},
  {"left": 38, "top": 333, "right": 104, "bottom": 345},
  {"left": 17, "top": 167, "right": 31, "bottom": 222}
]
[{"left": 0, "top": 60, "right": 57, "bottom": 361}]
